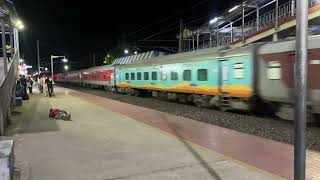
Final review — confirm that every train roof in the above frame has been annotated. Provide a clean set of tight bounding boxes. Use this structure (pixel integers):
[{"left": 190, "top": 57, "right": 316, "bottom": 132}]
[{"left": 119, "top": 44, "right": 255, "bottom": 68}]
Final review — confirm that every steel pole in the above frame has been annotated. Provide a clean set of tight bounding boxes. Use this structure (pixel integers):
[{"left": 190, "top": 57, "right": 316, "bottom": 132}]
[
  {"left": 196, "top": 34, "right": 199, "bottom": 49},
  {"left": 1, "top": 19, "right": 7, "bottom": 74},
  {"left": 242, "top": 5, "right": 245, "bottom": 44},
  {"left": 51, "top": 56, "right": 54, "bottom": 78},
  {"left": 294, "top": 0, "right": 308, "bottom": 179},
  {"left": 9, "top": 26, "right": 13, "bottom": 58},
  {"left": 275, "top": 0, "right": 279, "bottom": 29},
  {"left": 37, "top": 40, "right": 40, "bottom": 74},
  {"left": 230, "top": 22, "right": 233, "bottom": 42},
  {"left": 192, "top": 35, "right": 195, "bottom": 50}
]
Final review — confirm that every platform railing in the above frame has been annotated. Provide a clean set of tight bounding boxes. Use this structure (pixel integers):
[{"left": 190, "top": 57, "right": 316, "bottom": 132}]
[
  {"left": 0, "top": 25, "right": 19, "bottom": 135},
  {"left": 190, "top": 0, "right": 319, "bottom": 51}
]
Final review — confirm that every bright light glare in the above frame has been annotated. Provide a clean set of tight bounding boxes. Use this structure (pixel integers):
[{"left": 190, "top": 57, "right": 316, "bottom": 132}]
[
  {"left": 134, "top": 51, "right": 138, "bottom": 55},
  {"left": 124, "top": 49, "right": 129, "bottom": 54},
  {"left": 62, "top": 58, "right": 68, "bottom": 63},
  {"left": 19, "top": 59, "right": 24, "bottom": 62},
  {"left": 45, "top": 67, "right": 48, "bottom": 71},
  {"left": 64, "top": 65, "right": 69, "bottom": 71},
  {"left": 228, "top": 5, "right": 239, "bottom": 13},
  {"left": 15, "top": 20, "right": 24, "bottom": 30},
  {"left": 209, "top": 17, "right": 219, "bottom": 24}
]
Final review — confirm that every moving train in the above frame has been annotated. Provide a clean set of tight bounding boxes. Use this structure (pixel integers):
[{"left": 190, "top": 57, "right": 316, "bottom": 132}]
[{"left": 55, "top": 35, "right": 320, "bottom": 121}]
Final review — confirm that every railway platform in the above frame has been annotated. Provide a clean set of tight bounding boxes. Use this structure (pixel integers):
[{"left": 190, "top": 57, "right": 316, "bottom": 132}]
[{"left": 6, "top": 86, "right": 320, "bottom": 180}]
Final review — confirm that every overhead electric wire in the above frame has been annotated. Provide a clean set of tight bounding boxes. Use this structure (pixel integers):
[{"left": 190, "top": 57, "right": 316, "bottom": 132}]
[{"left": 123, "top": 0, "right": 209, "bottom": 40}]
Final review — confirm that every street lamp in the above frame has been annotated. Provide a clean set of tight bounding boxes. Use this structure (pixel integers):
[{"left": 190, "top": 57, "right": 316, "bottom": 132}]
[
  {"left": 62, "top": 58, "right": 68, "bottom": 63},
  {"left": 124, "top": 49, "right": 129, "bottom": 54},
  {"left": 64, "top": 65, "right": 69, "bottom": 71},
  {"left": 50, "top": 55, "right": 68, "bottom": 78},
  {"left": 15, "top": 20, "right": 25, "bottom": 30},
  {"left": 134, "top": 51, "right": 138, "bottom": 55}
]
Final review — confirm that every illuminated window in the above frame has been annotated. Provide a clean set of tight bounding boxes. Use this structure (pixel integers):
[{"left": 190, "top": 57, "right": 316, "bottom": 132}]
[
  {"left": 233, "top": 63, "right": 244, "bottom": 79},
  {"left": 268, "top": 61, "right": 281, "bottom": 80}
]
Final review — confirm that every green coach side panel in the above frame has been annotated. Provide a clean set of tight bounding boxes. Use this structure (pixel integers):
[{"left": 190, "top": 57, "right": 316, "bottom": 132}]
[{"left": 117, "top": 53, "right": 254, "bottom": 98}]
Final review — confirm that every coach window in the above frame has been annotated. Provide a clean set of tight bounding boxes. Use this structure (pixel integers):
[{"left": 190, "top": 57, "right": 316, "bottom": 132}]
[
  {"left": 268, "top": 61, "right": 281, "bottom": 80},
  {"left": 233, "top": 63, "right": 244, "bottom": 79},
  {"left": 161, "top": 71, "right": 167, "bottom": 80},
  {"left": 131, "top": 73, "right": 135, "bottom": 80},
  {"left": 152, "top": 72, "right": 157, "bottom": 80},
  {"left": 171, "top": 71, "right": 178, "bottom": 81},
  {"left": 183, "top": 70, "right": 192, "bottom": 81},
  {"left": 144, "top": 72, "right": 149, "bottom": 80},
  {"left": 125, "top": 73, "right": 129, "bottom": 80},
  {"left": 137, "top": 72, "right": 142, "bottom": 80},
  {"left": 197, "top": 69, "right": 208, "bottom": 81}
]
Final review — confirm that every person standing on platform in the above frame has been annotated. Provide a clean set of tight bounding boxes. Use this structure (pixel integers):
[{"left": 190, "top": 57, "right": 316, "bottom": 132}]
[
  {"left": 38, "top": 75, "right": 44, "bottom": 93},
  {"left": 20, "top": 75, "right": 27, "bottom": 95},
  {"left": 45, "top": 77, "right": 54, "bottom": 97},
  {"left": 28, "top": 76, "right": 33, "bottom": 94},
  {"left": 43, "top": 75, "right": 48, "bottom": 97}
]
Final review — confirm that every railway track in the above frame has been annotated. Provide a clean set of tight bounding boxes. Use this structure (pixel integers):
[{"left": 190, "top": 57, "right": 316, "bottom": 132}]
[{"left": 60, "top": 84, "right": 320, "bottom": 151}]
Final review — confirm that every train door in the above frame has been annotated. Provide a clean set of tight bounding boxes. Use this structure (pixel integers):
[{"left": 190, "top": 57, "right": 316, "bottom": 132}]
[{"left": 219, "top": 60, "right": 231, "bottom": 93}]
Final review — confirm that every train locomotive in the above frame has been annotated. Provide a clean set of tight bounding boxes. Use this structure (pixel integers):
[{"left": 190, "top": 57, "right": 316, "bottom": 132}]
[{"left": 55, "top": 35, "right": 320, "bottom": 121}]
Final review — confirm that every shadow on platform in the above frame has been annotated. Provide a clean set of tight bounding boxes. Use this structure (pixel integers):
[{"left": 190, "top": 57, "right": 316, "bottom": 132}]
[{"left": 162, "top": 115, "right": 223, "bottom": 180}]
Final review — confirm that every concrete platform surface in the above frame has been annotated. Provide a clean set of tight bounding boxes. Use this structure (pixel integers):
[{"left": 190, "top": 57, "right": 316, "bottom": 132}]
[{"left": 7, "top": 87, "right": 285, "bottom": 180}]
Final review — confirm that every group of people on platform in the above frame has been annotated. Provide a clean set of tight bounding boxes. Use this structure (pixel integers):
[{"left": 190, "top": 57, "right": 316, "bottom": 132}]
[
  {"left": 16, "top": 75, "right": 34, "bottom": 100},
  {"left": 16, "top": 74, "right": 55, "bottom": 100},
  {"left": 38, "top": 75, "right": 55, "bottom": 97}
]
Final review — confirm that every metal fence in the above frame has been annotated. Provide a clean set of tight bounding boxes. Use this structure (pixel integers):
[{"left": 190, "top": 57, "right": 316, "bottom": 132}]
[
  {"left": 186, "top": 0, "right": 319, "bottom": 52},
  {"left": 0, "top": 7, "right": 20, "bottom": 135}
]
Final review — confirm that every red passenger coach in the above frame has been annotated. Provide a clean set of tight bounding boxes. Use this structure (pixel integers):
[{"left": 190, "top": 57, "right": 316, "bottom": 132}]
[{"left": 55, "top": 65, "right": 115, "bottom": 88}]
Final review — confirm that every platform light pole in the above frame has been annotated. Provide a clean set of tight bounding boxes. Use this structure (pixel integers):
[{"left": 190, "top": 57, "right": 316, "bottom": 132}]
[
  {"left": 294, "top": 0, "right": 308, "bottom": 179},
  {"left": 37, "top": 40, "right": 40, "bottom": 74},
  {"left": 50, "top": 55, "right": 68, "bottom": 78}
]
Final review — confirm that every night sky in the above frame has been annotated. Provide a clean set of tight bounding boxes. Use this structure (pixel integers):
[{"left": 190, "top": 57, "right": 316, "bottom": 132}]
[{"left": 13, "top": 0, "right": 240, "bottom": 71}]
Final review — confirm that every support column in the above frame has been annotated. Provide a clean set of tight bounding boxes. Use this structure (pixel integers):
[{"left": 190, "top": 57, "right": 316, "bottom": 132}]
[
  {"left": 256, "top": 7, "right": 260, "bottom": 31},
  {"left": 291, "top": 0, "right": 295, "bottom": 16},
  {"left": 294, "top": 0, "right": 308, "bottom": 179},
  {"left": 1, "top": 18, "right": 7, "bottom": 74},
  {"left": 273, "top": 33, "right": 278, "bottom": 41},
  {"left": 14, "top": 28, "right": 19, "bottom": 59},
  {"left": 196, "top": 34, "right": 199, "bottom": 49},
  {"left": 242, "top": 5, "right": 245, "bottom": 44},
  {"left": 192, "top": 35, "right": 195, "bottom": 50},
  {"left": 209, "top": 33, "right": 212, "bottom": 47},
  {"left": 275, "top": 0, "right": 279, "bottom": 29},
  {"left": 216, "top": 25, "right": 219, "bottom": 46},
  {"left": 9, "top": 26, "right": 13, "bottom": 61},
  {"left": 230, "top": 22, "right": 233, "bottom": 42}
]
